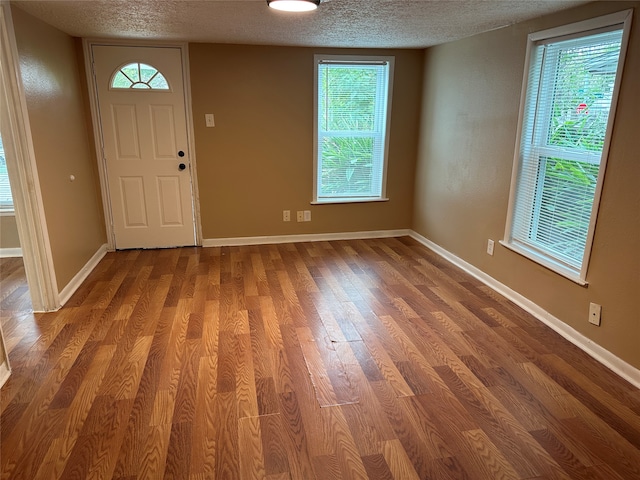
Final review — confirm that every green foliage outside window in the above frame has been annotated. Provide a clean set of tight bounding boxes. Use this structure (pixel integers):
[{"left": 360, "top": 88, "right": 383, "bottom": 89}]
[
  {"left": 321, "top": 136, "right": 374, "bottom": 195},
  {"left": 531, "top": 38, "right": 620, "bottom": 264},
  {"left": 111, "top": 63, "right": 169, "bottom": 90},
  {"left": 318, "top": 64, "right": 385, "bottom": 197},
  {"left": 536, "top": 157, "right": 599, "bottom": 262},
  {"left": 547, "top": 42, "right": 620, "bottom": 152}
]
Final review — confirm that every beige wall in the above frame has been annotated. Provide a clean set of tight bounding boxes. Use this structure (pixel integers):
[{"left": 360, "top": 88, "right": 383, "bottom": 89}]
[
  {"left": 189, "top": 44, "right": 422, "bottom": 239},
  {"left": 0, "top": 215, "right": 20, "bottom": 249},
  {"left": 414, "top": 1, "right": 640, "bottom": 368},
  {"left": 11, "top": 6, "right": 105, "bottom": 289}
]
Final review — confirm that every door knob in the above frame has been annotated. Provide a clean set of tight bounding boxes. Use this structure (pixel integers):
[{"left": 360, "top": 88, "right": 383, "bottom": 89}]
[
  {"left": 178, "top": 163, "right": 186, "bottom": 171},
  {"left": 178, "top": 150, "right": 185, "bottom": 157}
]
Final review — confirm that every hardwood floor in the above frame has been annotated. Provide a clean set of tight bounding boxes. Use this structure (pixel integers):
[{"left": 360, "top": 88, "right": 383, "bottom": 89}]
[
  {"left": 0, "top": 257, "right": 32, "bottom": 320},
  {"left": 1, "top": 237, "right": 639, "bottom": 479}
]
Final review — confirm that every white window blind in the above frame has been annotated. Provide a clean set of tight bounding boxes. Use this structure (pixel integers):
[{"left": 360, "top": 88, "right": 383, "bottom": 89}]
[
  {"left": 314, "top": 56, "right": 393, "bottom": 202},
  {"left": 0, "top": 133, "right": 13, "bottom": 210},
  {"left": 505, "top": 12, "right": 630, "bottom": 282}
]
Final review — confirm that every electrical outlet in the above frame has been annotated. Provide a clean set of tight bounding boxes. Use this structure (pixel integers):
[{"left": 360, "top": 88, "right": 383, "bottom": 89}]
[
  {"left": 589, "top": 302, "right": 601, "bottom": 326},
  {"left": 487, "top": 239, "right": 495, "bottom": 256},
  {"left": 296, "top": 211, "right": 304, "bottom": 222},
  {"left": 303, "top": 210, "right": 311, "bottom": 222},
  {"left": 283, "top": 210, "right": 290, "bottom": 222}
]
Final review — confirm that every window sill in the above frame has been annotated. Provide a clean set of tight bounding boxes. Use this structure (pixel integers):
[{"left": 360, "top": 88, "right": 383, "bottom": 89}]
[
  {"left": 499, "top": 240, "right": 588, "bottom": 286},
  {"left": 0, "top": 209, "right": 15, "bottom": 217},
  {"left": 312, "top": 197, "right": 389, "bottom": 205}
]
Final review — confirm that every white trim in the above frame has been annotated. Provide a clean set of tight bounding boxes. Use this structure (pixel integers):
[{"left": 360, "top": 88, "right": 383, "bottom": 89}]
[
  {"left": 82, "top": 39, "right": 202, "bottom": 249},
  {"left": 203, "top": 229, "right": 411, "bottom": 247},
  {"left": 311, "top": 197, "right": 390, "bottom": 205},
  {"left": 313, "top": 54, "right": 395, "bottom": 203},
  {"left": 581, "top": 11, "right": 632, "bottom": 281},
  {"left": 82, "top": 39, "right": 114, "bottom": 249},
  {"left": 180, "top": 43, "right": 203, "bottom": 246},
  {"left": 0, "top": 2, "right": 60, "bottom": 312},
  {"left": 529, "top": 9, "right": 632, "bottom": 42},
  {"left": 410, "top": 231, "right": 640, "bottom": 389},
  {"left": 503, "top": 10, "right": 633, "bottom": 285},
  {"left": 0, "top": 320, "right": 10, "bottom": 388},
  {"left": 58, "top": 243, "right": 108, "bottom": 307},
  {"left": 0, "top": 247, "right": 22, "bottom": 258},
  {"left": 499, "top": 240, "right": 587, "bottom": 286},
  {"left": 0, "top": 360, "right": 10, "bottom": 388}
]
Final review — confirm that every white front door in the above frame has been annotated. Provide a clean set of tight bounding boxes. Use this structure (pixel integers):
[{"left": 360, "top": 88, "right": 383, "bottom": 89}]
[{"left": 91, "top": 45, "right": 195, "bottom": 249}]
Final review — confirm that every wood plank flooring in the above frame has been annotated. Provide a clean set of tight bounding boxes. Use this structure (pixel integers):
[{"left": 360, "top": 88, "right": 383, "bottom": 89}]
[{"left": 1, "top": 237, "right": 639, "bottom": 479}]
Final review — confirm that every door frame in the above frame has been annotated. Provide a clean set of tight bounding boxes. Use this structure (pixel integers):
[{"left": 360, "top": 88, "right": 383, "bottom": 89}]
[
  {"left": 0, "top": 2, "right": 60, "bottom": 312},
  {"left": 82, "top": 39, "right": 202, "bottom": 250}
]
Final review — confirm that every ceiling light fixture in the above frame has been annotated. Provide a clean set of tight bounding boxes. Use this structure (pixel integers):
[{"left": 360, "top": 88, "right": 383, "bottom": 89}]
[{"left": 267, "top": 0, "right": 320, "bottom": 13}]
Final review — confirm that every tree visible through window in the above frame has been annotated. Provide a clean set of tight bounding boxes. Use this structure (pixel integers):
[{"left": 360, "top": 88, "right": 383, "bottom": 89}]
[
  {"left": 505, "top": 11, "right": 630, "bottom": 282},
  {"left": 111, "top": 63, "right": 169, "bottom": 90},
  {"left": 314, "top": 55, "right": 393, "bottom": 202}
]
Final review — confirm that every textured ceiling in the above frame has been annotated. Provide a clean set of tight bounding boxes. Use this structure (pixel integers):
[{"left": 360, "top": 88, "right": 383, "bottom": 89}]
[{"left": 13, "top": 0, "right": 590, "bottom": 49}]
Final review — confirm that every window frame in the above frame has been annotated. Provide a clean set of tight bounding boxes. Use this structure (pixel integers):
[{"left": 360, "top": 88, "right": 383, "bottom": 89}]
[
  {"left": 312, "top": 54, "right": 394, "bottom": 204},
  {"left": 109, "top": 62, "right": 171, "bottom": 91},
  {"left": 502, "top": 10, "right": 633, "bottom": 285}
]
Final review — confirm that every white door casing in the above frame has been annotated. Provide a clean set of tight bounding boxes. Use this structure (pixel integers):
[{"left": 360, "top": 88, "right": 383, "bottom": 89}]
[
  {"left": 91, "top": 45, "right": 196, "bottom": 249},
  {"left": 0, "top": 2, "right": 59, "bottom": 312}
]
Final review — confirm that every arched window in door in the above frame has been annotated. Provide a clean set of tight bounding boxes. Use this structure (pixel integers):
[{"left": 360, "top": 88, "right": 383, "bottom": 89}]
[{"left": 110, "top": 62, "right": 170, "bottom": 90}]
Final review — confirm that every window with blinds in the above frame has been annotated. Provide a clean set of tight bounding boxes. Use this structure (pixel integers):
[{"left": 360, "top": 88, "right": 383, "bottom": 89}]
[
  {"left": 504, "top": 11, "right": 631, "bottom": 283},
  {"left": 0, "top": 132, "right": 13, "bottom": 211},
  {"left": 313, "top": 55, "right": 394, "bottom": 203}
]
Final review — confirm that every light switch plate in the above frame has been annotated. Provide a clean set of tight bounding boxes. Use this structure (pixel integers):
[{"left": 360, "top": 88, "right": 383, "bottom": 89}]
[{"left": 205, "top": 114, "right": 215, "bottom": 127}]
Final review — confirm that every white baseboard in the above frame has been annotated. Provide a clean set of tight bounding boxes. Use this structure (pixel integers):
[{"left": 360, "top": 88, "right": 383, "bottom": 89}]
[
  {"left": 202, "top": 229, "right": 412, "bottom": 248},
  {"left": 58, "top": 243, "right": 108, "bottom": 307},
  {"left": 409, "top": 231, "right": 640, "bottom": 389},
  {"left": 0, "top": 361, "right": 10, "bottom": 388},
  {"left": 0, "top": 247, "right": 22, "bottom": 258}
]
